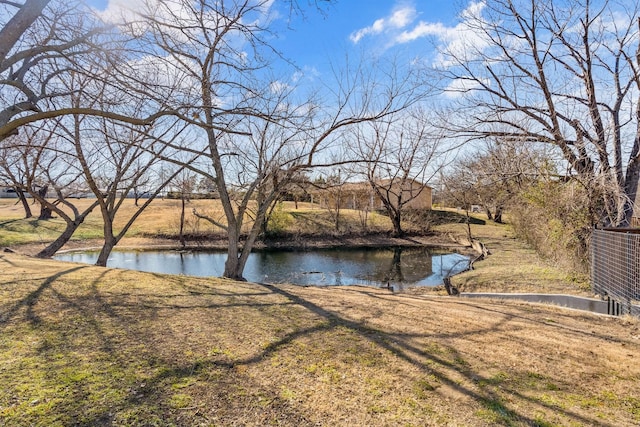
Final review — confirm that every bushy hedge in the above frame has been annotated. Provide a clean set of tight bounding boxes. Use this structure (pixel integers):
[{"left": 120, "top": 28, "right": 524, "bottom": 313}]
[{"left": 509, "top": 180, "right": 595, "bottom": 272}]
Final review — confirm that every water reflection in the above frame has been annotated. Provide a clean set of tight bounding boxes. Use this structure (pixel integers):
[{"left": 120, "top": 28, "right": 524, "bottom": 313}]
[{"left": 55, "top": 247, "right": 470, "bottom": 291}]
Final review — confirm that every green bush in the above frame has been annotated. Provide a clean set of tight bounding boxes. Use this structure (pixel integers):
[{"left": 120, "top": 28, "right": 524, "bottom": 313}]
[{"left": 266, "top": 202, "right": 293, "bottom": 235}]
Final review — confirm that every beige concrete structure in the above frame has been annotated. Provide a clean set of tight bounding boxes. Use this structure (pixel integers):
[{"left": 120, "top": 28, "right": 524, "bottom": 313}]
[{"left": 312, "top": 179, "right": 432, "bottom": 211}]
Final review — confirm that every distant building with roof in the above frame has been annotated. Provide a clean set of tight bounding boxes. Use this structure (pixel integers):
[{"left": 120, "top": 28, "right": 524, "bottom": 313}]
[{"left": 311, "top": 178, "right": 432, "bottom": 211}]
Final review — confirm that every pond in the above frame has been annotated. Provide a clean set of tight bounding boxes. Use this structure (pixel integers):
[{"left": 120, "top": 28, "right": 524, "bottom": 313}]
[{"left": 55, "top": 247, "right": 470, "bottom": 291}]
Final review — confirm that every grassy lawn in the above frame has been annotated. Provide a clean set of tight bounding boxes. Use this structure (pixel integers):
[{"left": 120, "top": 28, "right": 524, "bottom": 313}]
[
  {"left": 433, "top": 211, "right": 591, "bottom": 294},
  {"left": 0, "top": 198, "right": 221, "bottom": 247},
  {"left": 2, "top": 198, "right": 628, "bottom": 425},
  {"left": 0, "top": 199, "right": 395, "bottom": 246},
  {"left": 1, "top": 253, "right": 639, "bottom": 426}
]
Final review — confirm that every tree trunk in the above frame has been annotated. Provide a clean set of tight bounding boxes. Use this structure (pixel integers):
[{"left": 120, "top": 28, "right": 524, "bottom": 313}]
[
  {"left": 95, "top": 236, "right": 116, "bottom": 267},
  {"left": 224, "top": 257, "right": 243, "bottom": 280},
  {"left": 96, "top": 217, "right": 116, "bottom": 267},
  {"left": 390, "top": 212, "right": 403, "bottom": 237},
  {"left": 179, "top": 195, "right": 186, "bottom": 248},
  {"left": 38, "top": 206, "right": 53, "bottom": 220},
  {"left": 259, "top": 197, "right": 271, "bottom": 237},
  {"left": 334, "top": 195, "right": 341, "bottom": 232},
  {"left": 14, "top": 187, "right": 32, "bottom": 218},
  {"left": 623, "top": 158, "right": 640, "bottom": 226},
  {"left": 35, "top": 221, "right": 79, "bottom": 258},
  {"left": 37, "top": 186, "right": 52, "bottom": 220},
  {"left": 485, "top": 208, "right": 493, "bottom": 221},
  {"left": 33, "top": 199, "right": 97, "bottom": 258},
  {"left": 493, "top": 206, "right": 503, "bottom": 224},
  {"left": 0, "top": 0, "right": 50, "bottom": 67},
  {"left": 223, "top": 226, "right": 245, "bottom": 280},
  {"left": 223, "top": 209, "right": 268, "bottom": 281}
]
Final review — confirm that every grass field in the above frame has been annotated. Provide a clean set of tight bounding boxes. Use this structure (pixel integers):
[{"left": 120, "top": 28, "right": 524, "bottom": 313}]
[
  {"left": 3, "top": 197, "right": 630, "bottom": 426},
  {"left": 0, "top": 198, "right": 395, "bottom": 247},
  {"left": 1, "top": 252, "right": 639, "bottom": 426}
]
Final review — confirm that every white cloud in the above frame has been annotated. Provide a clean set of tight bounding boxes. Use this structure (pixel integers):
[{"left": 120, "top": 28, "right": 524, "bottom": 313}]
[
  {"left": 459, "top": 0, "right": 485, "bottom": 21},
  {"left": 443, "top": 77, "right": 485, "bottom": 98},
  {"left": 270, "top": 80, "right": 289, "bottom": 94},
  {"left": 393, "top": 1, "right": 491, "bottom": 67},
  {"left": 395, "top": 21, "right": 448, "bottom": 43},
  {"left": 389, "top": 6, "right": 415, "bottom": 28},
  {"left": 349, "top": 5, "right": 416, "bottom": 44},
  {"left": 96, "top": 0, "right": 152, "bottom": 25},
  {"left": 348, "top": 1, "right": 491, "bottom": 67},
  {"left": 97, "top": 0, "right": 276, "bottom": 41}
]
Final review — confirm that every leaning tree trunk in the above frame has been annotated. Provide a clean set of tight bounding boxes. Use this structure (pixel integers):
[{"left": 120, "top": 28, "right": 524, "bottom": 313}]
[
  {"left": 36, "top": 220, "right": 81, "bottom": 258},
  {"left": 33, "top": 199, "right": 98, "bottom": 258},
  {"left": 14, "top": 187, "right": 32, "bottom": 218}
]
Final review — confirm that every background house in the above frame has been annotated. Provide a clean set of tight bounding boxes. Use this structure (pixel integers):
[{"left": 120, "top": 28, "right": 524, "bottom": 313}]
[{"left": 312, "top": 179, "right": 432, "bottom": 211}]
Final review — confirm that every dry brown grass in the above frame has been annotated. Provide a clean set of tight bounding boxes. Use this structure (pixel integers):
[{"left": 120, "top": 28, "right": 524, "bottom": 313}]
[
  {"left": 1, "top": 252, "right": 639, "bottom": 426},
  {"left": 434, "top": 211, "right": 591, "bottom": 295},
  {"left": 0, "top": 198, "right": 394, "bottom": 246}
]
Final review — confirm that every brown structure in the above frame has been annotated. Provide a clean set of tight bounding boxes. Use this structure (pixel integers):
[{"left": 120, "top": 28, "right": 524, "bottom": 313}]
[{"left": 312, "top": 179, "right": 432, "bottom": 211}]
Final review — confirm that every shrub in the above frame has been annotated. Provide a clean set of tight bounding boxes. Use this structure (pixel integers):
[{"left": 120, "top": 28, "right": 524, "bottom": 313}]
[
  {"left": 266, "top": 202, "right": 293, "bottom": 236},
  {"left": 510, "top": 180, "right": 594, "bottom": 272}
]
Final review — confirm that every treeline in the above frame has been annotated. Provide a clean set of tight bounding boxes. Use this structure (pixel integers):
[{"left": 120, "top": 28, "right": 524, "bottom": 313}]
[{"left": 440, "top": 139, "right": 596, "bottom": 272}]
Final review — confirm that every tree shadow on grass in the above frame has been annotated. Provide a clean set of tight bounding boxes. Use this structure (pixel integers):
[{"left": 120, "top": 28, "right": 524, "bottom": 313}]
[
  {"left": 247, "top": 284, "right": 611, "bottom": 426},
  {"left": 1, "top": 266, "right": 627, "bottom": 426},
  {"left": 0, "top": 219, "right": 23, "bottom": 227},
  {"left": 109, "top": 282, "right": 608, "bottom": 426},
  {"left": 0, "top": 265, "right": 87, "bottom": 325},
  {"left": 419, "top": 210, "right": 486, "bottom": 226}
]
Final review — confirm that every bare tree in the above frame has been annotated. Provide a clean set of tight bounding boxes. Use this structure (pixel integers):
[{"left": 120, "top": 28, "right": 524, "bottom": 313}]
[
  {"left": 349, "top": 108, "right": 442, "bottom": 236},
  {"left": 49, "top": 64, "right": 187, "bottom": 266},
  {"left": 172, "top": 170, "right": 197, "bottom": 248},
  {"left": 0, "top": 133, "right": 33, "bottom": 218},
  {"left": 439, "top": 0, "right": 640, "bottom": 226},
  {"left": 312, "top": 167, "right": 352, "bottom": 233},
  {"left": 68, "top": 119, "right": 185, "bottom": 267},
  {"left": 439, "top": 167, "right": 477, "bottom": 242},
  {"left": 133, "top": 0, "right": 427, "bottom": 280},
  {"left": 445, "top": 137, "right": 555, "bottom": 223},
  {"left": 0, "top": 0, "right": 186, "bottom": 261},
  {"left": 0, "top": 0, "right": 168, "bottom": 141},
  {"left": 0, "top": 121, "right": 106, "bottom": 257}
]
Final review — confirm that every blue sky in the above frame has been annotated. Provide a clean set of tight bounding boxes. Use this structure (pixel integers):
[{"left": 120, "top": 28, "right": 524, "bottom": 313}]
[
  {"left": 87, "top": 0, "right": 474, "bottom": 77},
  {"left": 271, "top": 1, "right": 463, "bottom": 68}
]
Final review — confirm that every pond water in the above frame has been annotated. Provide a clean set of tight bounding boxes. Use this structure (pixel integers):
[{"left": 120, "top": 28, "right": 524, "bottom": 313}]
[{"left": 55, "top": 247, "right": 470, "bottom": 291}]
